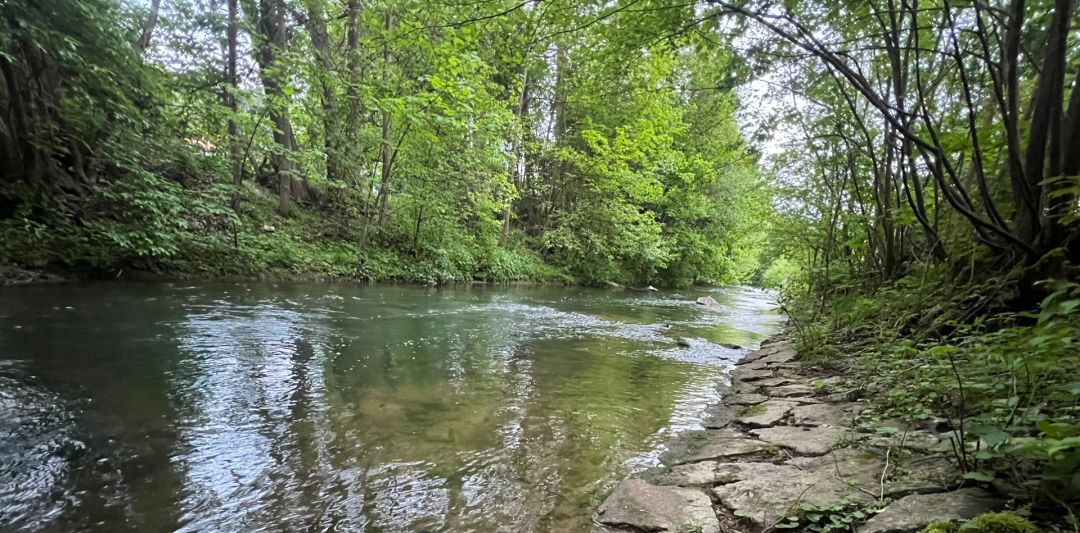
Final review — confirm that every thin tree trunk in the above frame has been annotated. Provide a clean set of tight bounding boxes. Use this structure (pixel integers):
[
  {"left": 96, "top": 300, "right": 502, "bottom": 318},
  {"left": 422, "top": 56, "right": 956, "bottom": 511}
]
[
  {"left": 135, "top": 0, "right": 162, "bottom": 54},
  {"left": 227, "top": 0, "right": 243, "bottom": 210}
]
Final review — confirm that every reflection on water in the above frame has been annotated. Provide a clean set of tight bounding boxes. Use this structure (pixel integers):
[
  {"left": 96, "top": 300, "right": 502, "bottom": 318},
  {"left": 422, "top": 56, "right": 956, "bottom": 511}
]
[{"left": 0, "top": 283, "right": 782, "bottom": 532}]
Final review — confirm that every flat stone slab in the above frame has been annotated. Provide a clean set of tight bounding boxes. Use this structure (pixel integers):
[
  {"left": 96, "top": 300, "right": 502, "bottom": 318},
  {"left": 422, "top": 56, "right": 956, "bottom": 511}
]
[
  {"left": 769, "top": 384, "right": 816, "bottom": 398},
  {"left": 731, "top": 368, "right": 775, "bottom": 381},
  {"left": 596, "top": 479, "right": 720, "bottom": 533},
  {"left": 791, "top": 403, "right": 850, "bottom": 427},
  {"left": 857, "top": 488, "right": 1002, "bottom": 533},
  {"left": 712, "top": 463, "right": 875, "bottom": 529},
  {"left": 684, "top": 438, "right": 770, "bottom": 463},
  {"left": 757, "top": 346, "right": 798, "bottom": 365},
  {"left": 654, "top": 461, "right": 785, "bottom": 486},
  {"left": 754, "top": 376, "right": 801, "bottom": 387},
  {"left": 865, "top": 429, "right": 946, "bottom": 452},
  {"left": 736, "top": 400, "right": 796, "bottom": 428},
  {"left": 750, "top": 426, "right": 848, "bottom": 455},
  {"left": 723, "top": 393, "right": 768, "bottom": 406},
  {"left": 786, "top": 447, "right": 885, "bottom": 489},
  {"left": 882, "top": 454, "right": 961, "bottom": 497}
]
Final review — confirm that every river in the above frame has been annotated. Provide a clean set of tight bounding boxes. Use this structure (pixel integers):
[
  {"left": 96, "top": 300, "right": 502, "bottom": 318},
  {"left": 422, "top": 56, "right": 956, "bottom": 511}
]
[{"left": 0, "top": 283, "right": 782, "bottom": 532}]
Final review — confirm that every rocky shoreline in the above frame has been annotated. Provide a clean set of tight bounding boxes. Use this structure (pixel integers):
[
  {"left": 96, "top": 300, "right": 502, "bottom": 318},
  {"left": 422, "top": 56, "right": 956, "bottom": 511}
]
[{"left": 594, "top": 336, "right": 1005, "bottom": 533}]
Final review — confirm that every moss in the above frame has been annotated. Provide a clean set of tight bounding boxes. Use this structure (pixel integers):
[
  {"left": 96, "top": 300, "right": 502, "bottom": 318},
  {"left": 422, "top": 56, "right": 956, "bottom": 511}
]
[
  {"left": 919, "top": 513, "right": 1039, "bottom": 533},
  {"left": 920, "top": 521, "right": 958, "bottom": 533},
  {"left": 743, "top": 405, "right": 767, "bottom": 417},
  {"left": 959, "top": 512, "right": 1038, "bottom": 533}
]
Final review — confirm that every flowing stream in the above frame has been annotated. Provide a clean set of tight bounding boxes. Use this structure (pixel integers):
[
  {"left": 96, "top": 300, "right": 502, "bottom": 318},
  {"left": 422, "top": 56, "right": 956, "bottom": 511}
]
[{"left": 0, "top": 283, "right": 783, "bottom": 532}]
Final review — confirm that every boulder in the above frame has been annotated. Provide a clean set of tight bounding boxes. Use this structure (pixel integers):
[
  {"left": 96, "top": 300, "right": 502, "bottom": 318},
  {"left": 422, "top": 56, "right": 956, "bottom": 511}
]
[
  {"left": 857, "top": 488, "right": 1003, "bottom": 533},
  {"left": 696, "top": 296, "right": 719, "bottom": 306},
  {"left": 736, "top": 400, "right": 796, "bottom": 428},
  {"left": 595, "top": 479, "right": 720, "bottom": 533},
  {"left": 750, "top": 426, "right": 848, "bottom": 456}
]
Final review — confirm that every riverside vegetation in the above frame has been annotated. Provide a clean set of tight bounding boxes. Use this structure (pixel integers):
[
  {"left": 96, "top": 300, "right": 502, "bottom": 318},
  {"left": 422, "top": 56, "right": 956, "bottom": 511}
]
[{"left": 2, "top": 0, "right": 1080, "bottom": 531}]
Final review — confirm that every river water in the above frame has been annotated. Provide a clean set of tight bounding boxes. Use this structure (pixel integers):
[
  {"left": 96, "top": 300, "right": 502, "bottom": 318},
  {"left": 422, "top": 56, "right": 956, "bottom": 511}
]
[{"left": 0, "top": 283, "right": 782, "bottom": 532}]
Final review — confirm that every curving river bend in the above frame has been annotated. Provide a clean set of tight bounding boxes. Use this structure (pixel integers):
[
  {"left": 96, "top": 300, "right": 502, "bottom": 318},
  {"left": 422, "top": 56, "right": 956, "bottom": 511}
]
[{"left": 0, "top": 283, "right": 782, "bottom": 532}]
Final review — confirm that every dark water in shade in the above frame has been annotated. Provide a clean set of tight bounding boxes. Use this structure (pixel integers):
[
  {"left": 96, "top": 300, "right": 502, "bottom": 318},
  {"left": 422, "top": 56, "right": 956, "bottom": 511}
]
[{"left": 0, "top": 283, "right": 783, "bottom": 532}]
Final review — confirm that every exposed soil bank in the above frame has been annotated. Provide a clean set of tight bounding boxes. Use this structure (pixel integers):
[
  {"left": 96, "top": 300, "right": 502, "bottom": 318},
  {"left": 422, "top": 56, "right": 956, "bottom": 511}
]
[{"left": 594, "top": 336, "right": 1005, "bottom": 533}]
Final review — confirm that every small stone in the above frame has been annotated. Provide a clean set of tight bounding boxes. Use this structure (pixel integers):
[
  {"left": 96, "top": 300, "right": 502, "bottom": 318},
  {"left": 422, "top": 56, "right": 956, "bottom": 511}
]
[
  {"left": 723, "top": 393, "right": 768, "bottom": 406},
  {"left": 736, "top": 400, "right": 796, "bottom": 428},
  {"left": 750, "top": 426, "right": 848, "bottom": 456},
  {"left": 596, "top": 479, "right": 720, "bottom": 533},
  {"left": 857, "top": 488, "right": 1002, "bottom": 533}
]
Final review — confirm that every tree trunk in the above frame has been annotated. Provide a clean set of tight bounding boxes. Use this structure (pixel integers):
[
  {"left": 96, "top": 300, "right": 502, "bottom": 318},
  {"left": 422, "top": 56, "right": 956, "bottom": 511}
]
[
  {"left": 304, "top": 0, "right": 343, "bottom": 182},
  {"left": 227, "top": 0, "right": 243, "bottom": 210},
  {"left": 135, "top": 0, "right": 162, "bottom": 54},
  {"left": 244, "top": 0, "right": 299, "bottom": 217}
]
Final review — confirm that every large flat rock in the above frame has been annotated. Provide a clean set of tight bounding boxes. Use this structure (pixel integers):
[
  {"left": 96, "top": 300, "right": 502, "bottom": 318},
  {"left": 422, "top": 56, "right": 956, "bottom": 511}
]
[
  {"left": 596, "top": 479, "right": 720, "bottom": 533},
  {"left": 683, "top": 438, "right": 770, "bottom": 463},
  {"left": 730, "top": 368, "right": 775, "bottom": 381},
  {"left": 750, "top": 426, "right": 847, "bottom": 455},
  {"left": 857, "top": 488, "right": 1002, "bottom": 533},
  {"left": 652, "top": 460, "right": 784, "bottom": 487},
  {"left": 769, "top": 384, "right": 817, "bottom": 398},
  {"left": 791, "top": 403, "right": 850, "bottom": 427},
  {"left": 736, "top": 400, "right": 796, "bottom": 428},
  {"left": 723, "top": 393, "right": 768, "bottom": 406},
  {"left": 786, "top": 447, "right": 885, "bottom": 489},
  {"left": 712, "top": 463, "right": 875, "bottom": 529}
]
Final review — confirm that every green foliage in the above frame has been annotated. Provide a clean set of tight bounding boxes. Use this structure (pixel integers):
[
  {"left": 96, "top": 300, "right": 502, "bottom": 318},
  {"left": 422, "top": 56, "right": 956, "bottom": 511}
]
[
  {"left": 773, "top": 499, "right": 876, "bottom": 532},
  {"left": 918, "top": 512, "right": 1039, "bottom": 533},
  {"left": 0, "top": 0, "right": 767, "bottom": 287},
  {"left": 786, "top": 267, "right": 1080, "bottom": 516}
]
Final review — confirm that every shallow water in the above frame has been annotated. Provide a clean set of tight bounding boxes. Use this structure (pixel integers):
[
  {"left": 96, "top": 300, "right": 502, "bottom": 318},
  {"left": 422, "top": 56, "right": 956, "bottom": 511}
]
[{"left": 0, "top": 283, "right": 783, "bottom": 532}]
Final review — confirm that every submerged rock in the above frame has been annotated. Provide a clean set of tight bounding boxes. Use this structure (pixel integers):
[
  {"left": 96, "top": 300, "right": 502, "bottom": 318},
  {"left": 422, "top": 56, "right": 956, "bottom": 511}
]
[
  {"left": 696, "top": 296, "right": 719, "bottom": 306},
  {"left": 595, "top": 479, "right": 720, "bottom": 533},
  {"left": 675, "top": 337, "right": 692, "bottom": 348},
  {"left": 857, "top": 488, "right": 1002, "bottom": 533}
]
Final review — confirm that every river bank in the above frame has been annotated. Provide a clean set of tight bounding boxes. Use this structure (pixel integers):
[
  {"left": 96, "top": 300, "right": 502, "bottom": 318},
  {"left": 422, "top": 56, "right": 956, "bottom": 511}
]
[{"left": 594, "top": 336, "right": 1012, "bottom": 533}]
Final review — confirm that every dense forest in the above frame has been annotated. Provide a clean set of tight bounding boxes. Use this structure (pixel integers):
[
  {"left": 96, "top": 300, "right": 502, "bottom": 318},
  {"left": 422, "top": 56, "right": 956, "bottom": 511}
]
[
  {"left": 0, "top": 0, "right": 767, "bottom": 287},
  {"left": 2, "top": 0, "right": 1080, "bottom": 529}
]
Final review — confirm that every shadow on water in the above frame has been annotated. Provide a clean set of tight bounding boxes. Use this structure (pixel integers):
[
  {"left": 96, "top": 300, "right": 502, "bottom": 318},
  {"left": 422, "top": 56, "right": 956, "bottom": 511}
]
[{"left": 0, "top": 283, "right": 783, "bottom": 532}]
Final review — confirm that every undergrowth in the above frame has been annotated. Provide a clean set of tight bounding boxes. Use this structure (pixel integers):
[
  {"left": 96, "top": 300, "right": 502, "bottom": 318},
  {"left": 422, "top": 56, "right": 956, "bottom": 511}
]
[{"left": 782, "top": 262, "right": 1080, "bottom": 528}]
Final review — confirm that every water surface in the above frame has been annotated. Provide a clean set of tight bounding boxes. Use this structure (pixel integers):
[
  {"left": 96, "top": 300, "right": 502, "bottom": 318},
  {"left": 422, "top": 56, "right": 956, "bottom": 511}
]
[{"left": 0, "top": 283, "right": 782, "bottom": 532}]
